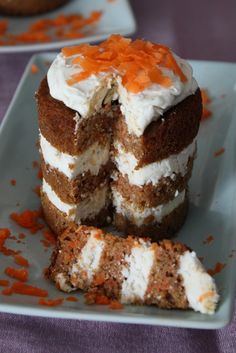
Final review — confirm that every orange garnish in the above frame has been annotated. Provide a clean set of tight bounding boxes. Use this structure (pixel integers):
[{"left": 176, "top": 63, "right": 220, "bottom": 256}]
[
  {"left": 201, "top": 89, "right": 212, "bottom": 120},
  {"left": 11, "top": 282, "right": 48, "bottom": 297},
  {"left": 10, "top": 209, "right": 44, "bottom": 234},
  {"left": 0, "top": 12, "right": 102, "bottom": 46},
  {"left": 198, "top": 291, "right": 215, "bottom": 302},
  {"left": 0, "top": 20, "right": 8, "bottom": 35},
  {"left": 207, "top": 262, "right": 226, "bottom": 276},
  {"left": 0, "top": 279, "right": 10, "bottom": 287},
  {"left": 203, "top": 235, "right": 215, "bottom": 244},
  {"left": 32, "top": 160, "right": 39, "bottom": 168},
  {"left": 14, "top": 254, "right": 29, "bottom": 267},
  {"left": 109, "top": 300, "right": 124, "bottom": 310},
  {"left": 2, "top": 287, "right": 13, "bottom": 296},
  {"left": 4, "top": 267, "right": 28, "bottom": 282},
  {"left": 38, "top": 298, "right": 64, "bottom": 307},
  {"left": 33, "top": 185, "right": 41, "bottom": 197},
  {"left": 10, "top": 179, "right": 16, "bottom": 186},
  {"left": 62, "top": 35, "right": 187, "bottom": 94},
  {"left": 95, "top": 294, "right": 110, "bottom": 305},
  {"left": 31, "top": 64, "right": 39, "bottom": 74},
  {"left": 214, "top": 147, "right": 225, "bottom": 157},
  {"left": 37, "top": 168, "right": 43, "bottom": 180},
  {"left": 41, "top": 229, "right": 56, "bottom": 248},
  {"left": 66, "top": 296, "right": 78, "bottom": 302},
  {"left": 0, "top": 228, "right": 20, "bottom": 256},
  {"left": 93, "top": 274, "right": 105, "bottom": 286}
]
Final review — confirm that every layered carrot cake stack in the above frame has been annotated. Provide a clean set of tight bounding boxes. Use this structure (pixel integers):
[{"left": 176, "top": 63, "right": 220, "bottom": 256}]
[
  {"left": 48, "top": 224, "right": 219, "bottom": 314},
  {"left": 36, "top": 35, "right": 202, "bottom": 239}
]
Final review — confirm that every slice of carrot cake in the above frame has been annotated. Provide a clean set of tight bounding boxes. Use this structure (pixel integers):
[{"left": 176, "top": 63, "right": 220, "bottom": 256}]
[
  {"left": 48, "top": 224, "right": 219, "bottom": 314},
  {"left": 36, "top": 35, "right": 202, "bottom": 239}
]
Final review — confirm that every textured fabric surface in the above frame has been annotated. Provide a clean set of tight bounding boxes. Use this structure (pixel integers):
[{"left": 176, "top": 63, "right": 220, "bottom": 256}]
[{"left": 0, "top": 0, "right": 236, "bottom": 352}]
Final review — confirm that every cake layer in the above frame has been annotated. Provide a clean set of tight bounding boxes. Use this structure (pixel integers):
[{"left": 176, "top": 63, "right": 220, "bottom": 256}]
[
  {"left": 41, "top": 191, "right": 111, "bottom": 235},
  {"left": 42, "top": 178, "right": 109, "bottom": 221},
  {"left": 48, "top": 224, "right": 219, "bottom": 314},
  {"left": 113, "top": 89, "right": 201, "bottom": 167},
  {"left": 113, "top": 139, "right": 196, "bottom": 186},
  {"left": 113, "top": 194, "right": 188, "bottom": 239},
  {"left": 36, "top": 77, "right": 118, "bottom": 155},
  {"left": 112, "top": 158, "right": 192, "bottom": 208},
  {"left": 40, "top": 133, "right": 110, "bottom": 179},
  {"left": 112, "top": 189, "right": 186, "bottom": 227}
]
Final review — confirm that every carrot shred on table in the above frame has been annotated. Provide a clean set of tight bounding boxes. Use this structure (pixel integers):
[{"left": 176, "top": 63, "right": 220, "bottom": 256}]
[
  {"left": 10, "top": 209, "right": 44, "bottom": 234},
  {"left": 11, "top": 282, "right": 48, "bottom": 297},
  {"left": 33, "top": 185, "right": 41, "bottom": 197},
  {"left": 66, "top": 296, "right": 78, "bottom": 302},
  {"left": 0, "top": 228, "right": 20, "bottom": 256},
  {"left": 0, "top": 20, "right": 8, "bottom": 35},
  {"left": 4, "top": 267, "right": 28, "bottom": 282},
  {"left": 95, "top": 295, "right": 111, "bottom": 305},
  {"left": 203, "top": 235, "right": 215, "bottom": 244},
  {"left": 214, "top": 147, "right": 225, "bottom": 157},
  {"left": 109, "top": 300, "right": 124, "bottom": 310},
  {"left": 2, "top": 287, "right": 13, "bottom": 296},
  {"left": 10, "top": 179, "right": 16, "bottom": 186}
]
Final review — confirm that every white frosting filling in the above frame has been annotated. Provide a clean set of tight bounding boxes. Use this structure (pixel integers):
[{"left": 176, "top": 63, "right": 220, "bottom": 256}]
[
  {"left": 112, "top": 189, "right": 185, "bottom": 227},
  {"left": 179, "top": 251, "right": 219, "bottom": 314},
  {"left": 40, "top": 133, "right": 110, "bottom": 179},
  {"left": 55, "top": 273, "right": 75, "bottom": 292},
  {"left": 113, "top": 139, "right": 196, "bottom": 186},
  {"left": 121, "top": 240, "right": 154, "bottom": 303},
  {"left": 47, "top": 53, "right": 198, "bottom": 137},
  {"left": 71, "top": 230, "right": 105, "bottom": 283},
  {"left": 42, "top": 179, "right": 108, "bottom": 222}
]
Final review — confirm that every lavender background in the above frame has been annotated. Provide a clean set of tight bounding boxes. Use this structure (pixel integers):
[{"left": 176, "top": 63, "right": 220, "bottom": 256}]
[{"left": 0, "top": 0, "right": 236, "bottom": 352}]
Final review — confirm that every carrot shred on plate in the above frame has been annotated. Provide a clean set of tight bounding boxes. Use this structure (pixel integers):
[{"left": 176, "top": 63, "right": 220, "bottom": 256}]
[
  {"left": 0, "top": 11, "right": 102, "bottom": 46},
  {"left": 214, "top": 147, "right": 225, "bottom": 157},
  {"left": 10, "top": 209, "right": 44, "bottom": 234},
  {"left": 201, "top": 89, "right": 212, "bottom": 120}
]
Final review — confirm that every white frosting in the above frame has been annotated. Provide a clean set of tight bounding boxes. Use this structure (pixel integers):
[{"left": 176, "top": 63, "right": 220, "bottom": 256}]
[
  {"left": 71, "top": 230, "right": 105, "bottom": 284},
  {"left": 112, "top": 189, "right": 185, "bottom": 227},
  {"left": 55, "top": 273, "right": 75, "bottom": 292},
  {"left": 40, "top": 133, "right": 110, "bottom": 179},
  {"left": 47, "top": 52, "right": 198, "bottom": 137},
  {"left": 113, "top": 139, "right": 196, "bottom": 186},
  {"left": 179, "top": 251, "right": 219, "bottom": 314},
  {"left": 121, "top": 240, "right": 154, "bottom": 303},
  {"left": 42, "top": 179, "right": 108, "bottom": 222}
]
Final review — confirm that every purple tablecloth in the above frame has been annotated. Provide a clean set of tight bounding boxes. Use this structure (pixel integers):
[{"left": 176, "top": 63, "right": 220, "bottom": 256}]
[{"left": 0, "top": 0, "right": 236, "bottom": 352}]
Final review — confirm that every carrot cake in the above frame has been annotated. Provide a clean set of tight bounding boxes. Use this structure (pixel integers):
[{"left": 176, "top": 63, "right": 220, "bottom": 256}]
[
  {"left": 36, "top": 35, "right": 202, "bottom": 239},
  {"left": 0, "top": 0, "right": 68, "bottom": 16},
  {"left": 48, "top": 224, "right": 219, "bottom": 314}
]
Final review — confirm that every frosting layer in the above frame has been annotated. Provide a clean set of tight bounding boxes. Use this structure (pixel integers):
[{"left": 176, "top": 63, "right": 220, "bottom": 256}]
[{"left": 47, "top": 52, "right": 198, "bottom": 137}]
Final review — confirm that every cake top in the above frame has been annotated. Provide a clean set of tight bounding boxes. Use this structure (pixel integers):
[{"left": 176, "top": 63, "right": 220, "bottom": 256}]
[
  {"left": 47, "top": 35, "right": 198, "bottom": 136},
  {"left": 61, "top": 35, "right": 187, "bottom": 94}
]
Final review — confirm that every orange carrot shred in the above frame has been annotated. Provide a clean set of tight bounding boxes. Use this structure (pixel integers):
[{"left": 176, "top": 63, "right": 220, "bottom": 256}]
[
  {"left": 4, "top": 267, "right": 28, "bottom": 282},
  {"left": 0, "top": 279, "right": 10, "bottom": 287},
  {"left": 109, "top": 301, "right": 124, "bottom": 310},
  {"left": 95, "top": 295, "right": 110, "bottom": 305},
  {"left": 2, "top": 287, "right": 13, "bottom": 296},
  {"left": 207, "top": 262, "right": 226, "bottom": 276},
  {"left": 10, "top": 179, "right": 16, "bottom": 186},
  {"left": 31, "top": 64, "right": 39, "bottom": 74},
  {"left": 11, "top": 282, "right": 48, "bottom": 297},
  {"left": 201, "top": 89, "right": 212, "bottom": 120},
  {"left": 38, "top": 298, "right": 64, "bottom": 307},
  {"left": 214, "top": 147, "right": 225, "bottom": 157},
  {"left": 66, "top": 296, "right": 78, "bottom": 302},
  {"left": 14, "top": 255, "right": 29, "bottom": 267},
  {"left": 10, "top": 209, "right": 44, "bottom": 234},
  {"left": 203, "top": 235, "right": 215, "bottom": 244}
]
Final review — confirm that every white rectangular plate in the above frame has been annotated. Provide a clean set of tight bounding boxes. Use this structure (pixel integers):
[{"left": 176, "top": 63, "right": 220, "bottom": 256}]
[
  {"left": 0, "top": 54, "right": 236, "bottom": 329},
  {"left": 0, "top": 0, "right": 136, "bottom": 53}
]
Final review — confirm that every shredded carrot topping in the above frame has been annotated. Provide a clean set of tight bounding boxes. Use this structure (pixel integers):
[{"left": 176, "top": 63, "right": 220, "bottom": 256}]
[
  {"left": 0, "top": 11, "right": 102, "bottom": 46},
  {"left": 10, "top": 209, "right": 44, "bottom": 234},
  {"left": 214, "top": 147, "right": 225, "bottom": 157},
  {"left": 4, "top": 267, "right": 28, "bottom": 282},
  {"left": 14, "top": 254, "right": 29, "bottom": 267},
  {"left": 62, "top": 34, "right": 187, "bottom": 94},
  {"left": 38, "top": 298, "right": 64, "bottom": 307},
  {"left": 0, "top": 279, "right": 10, "bottom": 287},
  {"left": 207, "top": 262, "right": 226, "bottom": 276},
  {"left": 201, "top": 89, "right": 212, "bottom": 120}
]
